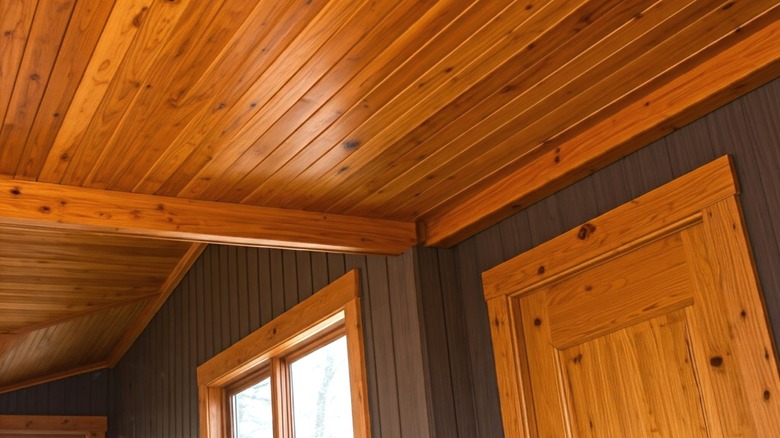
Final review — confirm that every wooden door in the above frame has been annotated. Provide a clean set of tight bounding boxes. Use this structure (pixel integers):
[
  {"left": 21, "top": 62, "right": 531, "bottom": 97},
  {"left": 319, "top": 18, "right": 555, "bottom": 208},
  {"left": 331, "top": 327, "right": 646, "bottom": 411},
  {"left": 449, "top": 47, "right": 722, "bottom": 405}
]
[{"left": 482, "top": 156, "right": 780, "bottom": 437}]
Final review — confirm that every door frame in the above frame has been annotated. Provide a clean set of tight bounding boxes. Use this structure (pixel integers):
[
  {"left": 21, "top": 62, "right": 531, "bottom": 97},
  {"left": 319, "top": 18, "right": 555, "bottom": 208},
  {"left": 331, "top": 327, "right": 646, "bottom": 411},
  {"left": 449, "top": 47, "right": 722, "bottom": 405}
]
[{"left": 482, "top": 155, "right": 780, "bottom": 436}]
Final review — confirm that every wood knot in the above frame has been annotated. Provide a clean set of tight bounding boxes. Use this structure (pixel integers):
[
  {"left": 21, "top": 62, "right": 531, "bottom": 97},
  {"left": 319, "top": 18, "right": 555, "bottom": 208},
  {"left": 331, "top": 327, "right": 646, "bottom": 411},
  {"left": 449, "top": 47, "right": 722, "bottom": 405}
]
[
  {"left": 39, "top": 206, "right": 51, "bottom": 214},
  {"left": 577, "top": 223, "right": 596, "bottom": 240},
  {"left": 573, "top": 353, "right": 583, "bottom": 364},
  {"left": 709, "top": 356, "right": 723, "bottom": 367},
  {"left": 764, "top": 390, "right": 771, "bottom": 401},
  {"left": 533, "top": 318, "right": 542, "bottom": 326},
  {"left": 9, "top": 187, "right": 21, "bottom": 196},
  {"left": 537, "top": 265, "right": 545, "bottom": 275},
  {"left": 343, "top": 140, "right": 360, "bottom": 150}
]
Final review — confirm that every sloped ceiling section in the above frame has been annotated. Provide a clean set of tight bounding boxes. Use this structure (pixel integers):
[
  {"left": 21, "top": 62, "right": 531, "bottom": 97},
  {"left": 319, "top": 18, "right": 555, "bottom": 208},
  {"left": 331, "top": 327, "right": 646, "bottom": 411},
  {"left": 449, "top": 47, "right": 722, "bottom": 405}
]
[{"left": 0, "top": 0, "right": 778, "bottom": 391}]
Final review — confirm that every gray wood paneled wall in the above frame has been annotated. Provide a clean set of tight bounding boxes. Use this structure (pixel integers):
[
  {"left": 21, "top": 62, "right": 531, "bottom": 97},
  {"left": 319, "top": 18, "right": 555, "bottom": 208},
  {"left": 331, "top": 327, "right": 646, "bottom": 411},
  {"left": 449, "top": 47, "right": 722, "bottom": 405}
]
[
  {"left": 1, "top": 78, "right": 778, "bottom": 438},
  {"left": 0, "top": 370, "right": 109, "bottom": 415},
  {"left": 109, "top": 248, "right": 431, "bottom": 438}
]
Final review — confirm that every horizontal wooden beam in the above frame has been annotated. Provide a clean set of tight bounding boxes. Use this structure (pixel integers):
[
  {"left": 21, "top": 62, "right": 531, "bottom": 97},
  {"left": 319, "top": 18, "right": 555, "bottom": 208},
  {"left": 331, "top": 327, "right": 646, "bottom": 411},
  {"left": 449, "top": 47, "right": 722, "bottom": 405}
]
[
  {"left": 0, "top": 415, "right": 107, "bottom": 433},
  {"left": 422, "top": 8, "right": 780, "bottom": 247},
  {"left": 0, "top": 180, "right": 418, "bottom": 255}
]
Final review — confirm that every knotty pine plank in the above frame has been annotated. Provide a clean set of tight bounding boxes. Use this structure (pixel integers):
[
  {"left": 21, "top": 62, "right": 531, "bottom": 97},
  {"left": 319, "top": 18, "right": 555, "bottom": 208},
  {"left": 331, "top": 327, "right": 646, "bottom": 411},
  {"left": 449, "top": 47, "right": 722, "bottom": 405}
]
[
  {"left": 153, "top": 0, "right": 360, "bottom": 198},
  {"left": 83, "top": 0, "right": 233, "bottom": 190},
  {"left": 389, "top": 0, "right": 775, "bottom": 221},
  {"left": 0, "top": 0, "right": 36, "bottom": 160},
  {"left": 14, "top": 0, "right": 114, "bottom": 180},
  {"left": 424, "top": 6, "right": 780, "bottom": 247},
  {"left": 0, "top": 0, "right": 75, "bottom": 175},
  {"left": 37, "top": 0, "right": 158, "bottom": 183},
  {"left": 264, "top": 0, "right": 585, "bottom": 211},
  {"left": 98, "top": 0, "right": 268, "bottom": 192},
  {"left": 143, "top": 0, "right": 329, "bottom": 197},
  {"left": 199, "top": 0, "right": 441, "bottom": 203},
  {"left": 236, "top": 0, "right": 512, "bottom": 206},
  {"left": 56, "top": 0, "right": 196, "bottom": 187},
  {"left": 345, "top": 0, "right": 693, "bottom": 217},
  {"left": 179, "top": 0, "right": 402, "bottom": 201},
  {"left": 331, "top": 0, "right": 647, "bottom": 215}
]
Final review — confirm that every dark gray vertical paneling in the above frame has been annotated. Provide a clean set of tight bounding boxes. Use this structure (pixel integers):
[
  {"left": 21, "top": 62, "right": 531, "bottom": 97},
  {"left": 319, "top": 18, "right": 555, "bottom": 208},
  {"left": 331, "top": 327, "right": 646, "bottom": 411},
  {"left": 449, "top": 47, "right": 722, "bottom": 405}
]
[
  {"left": 416, "top": 247, "right": 457, "bottom": 438},
  {"left": 107, "top": 244, "right": 431, "bottom": 437},
  {"left": 386, "top": 249, "right": 430, "bottom": 438},
  {"left": 364, "top": 255, "right": 400, "bottom": 438},
  {"left": 0, "top": 370, "right": 109, "bottom": 416}
]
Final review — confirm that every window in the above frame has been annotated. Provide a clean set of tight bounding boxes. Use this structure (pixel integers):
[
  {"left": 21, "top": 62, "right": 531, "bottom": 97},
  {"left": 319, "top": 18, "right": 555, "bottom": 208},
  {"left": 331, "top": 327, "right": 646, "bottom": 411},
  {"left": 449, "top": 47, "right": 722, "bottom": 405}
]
[{"left": 197, "top": 270, "right": 370, "bottom": 438}]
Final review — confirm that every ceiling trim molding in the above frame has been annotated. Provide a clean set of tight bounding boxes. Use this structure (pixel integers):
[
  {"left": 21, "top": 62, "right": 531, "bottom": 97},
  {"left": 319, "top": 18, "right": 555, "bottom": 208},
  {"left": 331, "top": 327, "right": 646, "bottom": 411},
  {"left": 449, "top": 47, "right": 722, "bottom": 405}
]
[
  {"left": 0, "top": 361, "right": 108, "bottom": 395},
  {"left": 422, "top": 8, "right": 780, "bottom": 247},
  {"left": 0, "top": 180, "right": 418, "bottom": 254}
]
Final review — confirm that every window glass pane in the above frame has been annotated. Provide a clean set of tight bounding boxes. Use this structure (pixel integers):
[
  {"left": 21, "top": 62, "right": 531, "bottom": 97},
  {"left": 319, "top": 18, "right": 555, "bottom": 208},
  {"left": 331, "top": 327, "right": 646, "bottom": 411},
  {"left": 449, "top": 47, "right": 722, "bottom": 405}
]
[
  {"left": 290, "top": 335, "right": 353, "bottom": 438},
  {"left": 232, "top": 377, "right": 273, "bottom": 438}
]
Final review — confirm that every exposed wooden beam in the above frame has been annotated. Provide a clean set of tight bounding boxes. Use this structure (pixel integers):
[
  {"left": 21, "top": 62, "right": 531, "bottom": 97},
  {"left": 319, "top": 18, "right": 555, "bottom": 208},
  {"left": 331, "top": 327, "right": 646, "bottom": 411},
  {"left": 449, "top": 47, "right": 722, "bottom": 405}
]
[
  {"left": 0, "top": 415, "right": 107, "bottom": 434},
  {"left": 0, "top": 180, "right": 418, "bottom": 254},
  {"left": 422, "top": 9, "right": 780, "bottom": 247}
]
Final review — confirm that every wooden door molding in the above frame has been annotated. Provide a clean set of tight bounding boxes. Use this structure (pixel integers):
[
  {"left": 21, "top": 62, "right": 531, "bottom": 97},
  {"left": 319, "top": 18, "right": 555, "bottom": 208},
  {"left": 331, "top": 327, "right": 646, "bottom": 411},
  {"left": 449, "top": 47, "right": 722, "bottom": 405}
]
[
  {"left": 0, "top": 415, "right": 106, "bottom": 437},
  {"left": 482, "top": 155, "right": 780, "bottom": 436}
]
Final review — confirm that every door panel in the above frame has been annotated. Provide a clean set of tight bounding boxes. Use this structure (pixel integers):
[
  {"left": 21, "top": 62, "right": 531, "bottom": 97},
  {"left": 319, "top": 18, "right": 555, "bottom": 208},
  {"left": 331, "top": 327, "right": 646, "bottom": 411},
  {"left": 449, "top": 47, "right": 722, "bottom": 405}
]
[
  {"left": 545, "top": 233, "right": 692, "bottom": 349},
  {"left": 483, "top": 157, "right": 780, "bottom": 437},
  {"left": 561, "top": 311, "right": 706, "bottom": 438}
]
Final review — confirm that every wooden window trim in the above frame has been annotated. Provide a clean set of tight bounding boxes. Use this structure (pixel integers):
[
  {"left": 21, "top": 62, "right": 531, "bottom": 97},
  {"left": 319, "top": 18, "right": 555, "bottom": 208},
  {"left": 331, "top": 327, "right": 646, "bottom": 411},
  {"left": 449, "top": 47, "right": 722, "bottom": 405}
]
[
  {"left": 197, "top": 269, "right": 370, "bottom": 438},
  {"left": 0, "top": 415, "right": 107, "bottom": 437}
]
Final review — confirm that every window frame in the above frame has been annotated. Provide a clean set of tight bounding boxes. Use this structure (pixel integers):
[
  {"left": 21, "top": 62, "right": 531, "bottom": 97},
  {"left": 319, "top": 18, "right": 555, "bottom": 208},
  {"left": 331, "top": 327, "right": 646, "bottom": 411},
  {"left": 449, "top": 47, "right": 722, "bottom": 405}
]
[{"left": 197, "top": 269, "right": 370, "bottom": 438}]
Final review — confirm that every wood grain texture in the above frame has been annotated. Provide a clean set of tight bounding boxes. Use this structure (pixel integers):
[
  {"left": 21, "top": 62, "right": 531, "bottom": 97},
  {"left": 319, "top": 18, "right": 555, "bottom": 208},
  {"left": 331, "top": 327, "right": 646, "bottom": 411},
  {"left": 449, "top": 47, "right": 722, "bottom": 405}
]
[
  {"left": 562, "top": 311, "right": 707, "bottom": 437},
  {"left": 482, "top": 155, "right": 736, "bottom": 300},
  {"left": 547, "top": 234, "right": 693, "bottom": 349},
  {"left": 0, "top": 178, "right": 418, "bottom": 254},
  {"left": 0, "top": 0, "right": 772, "bottom": 250},
  {"left": 424, "top": 6, "right": 780, "bottom": 246}
]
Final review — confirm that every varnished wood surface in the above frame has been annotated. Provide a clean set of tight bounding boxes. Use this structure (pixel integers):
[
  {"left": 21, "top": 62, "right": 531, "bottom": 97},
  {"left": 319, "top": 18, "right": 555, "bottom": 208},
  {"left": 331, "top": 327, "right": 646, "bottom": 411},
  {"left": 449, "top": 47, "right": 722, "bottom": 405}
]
[
  {"left": 0, "top": 178, "right": 418, "bottom": 254},
  {"left": 0, "top": 221, "right": 199, "bottom": 393},
  {"left": 0, "top": 0, "right": 775, "bottom": 245}
]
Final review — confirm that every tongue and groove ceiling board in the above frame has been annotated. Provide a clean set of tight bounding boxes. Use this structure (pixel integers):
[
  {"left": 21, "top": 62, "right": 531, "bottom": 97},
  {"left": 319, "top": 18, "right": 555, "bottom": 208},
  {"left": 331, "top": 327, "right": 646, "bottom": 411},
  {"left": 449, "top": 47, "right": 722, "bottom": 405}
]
[{"left": 0, "top": 0, "right": 778, "bottom": 391}]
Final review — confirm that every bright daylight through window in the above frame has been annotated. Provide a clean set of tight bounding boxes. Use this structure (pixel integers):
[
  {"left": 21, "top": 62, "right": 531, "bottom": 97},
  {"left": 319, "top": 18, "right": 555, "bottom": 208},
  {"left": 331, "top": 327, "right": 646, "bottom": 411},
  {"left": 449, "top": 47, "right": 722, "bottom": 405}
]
[{"left": 197, "top": 270, "right": 369, "bottom": 438}]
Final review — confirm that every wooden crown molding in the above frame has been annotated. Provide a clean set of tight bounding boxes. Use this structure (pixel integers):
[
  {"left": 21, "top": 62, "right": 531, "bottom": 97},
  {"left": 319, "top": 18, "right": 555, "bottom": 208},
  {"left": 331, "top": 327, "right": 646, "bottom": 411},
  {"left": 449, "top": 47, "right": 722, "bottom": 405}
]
[
  {"left": 0, "top": 179, "right": 418, "bottom": 255},
  {"left": 422, "top": 9, "right": 780, "bottom": 247}
]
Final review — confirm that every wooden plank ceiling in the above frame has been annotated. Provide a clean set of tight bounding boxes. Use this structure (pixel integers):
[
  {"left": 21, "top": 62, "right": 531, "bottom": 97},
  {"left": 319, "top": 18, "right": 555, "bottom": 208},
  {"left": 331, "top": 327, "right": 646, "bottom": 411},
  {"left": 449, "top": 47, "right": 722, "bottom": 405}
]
[{"left": 0, "top": 0, "right": 778, "bottom": 391}]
